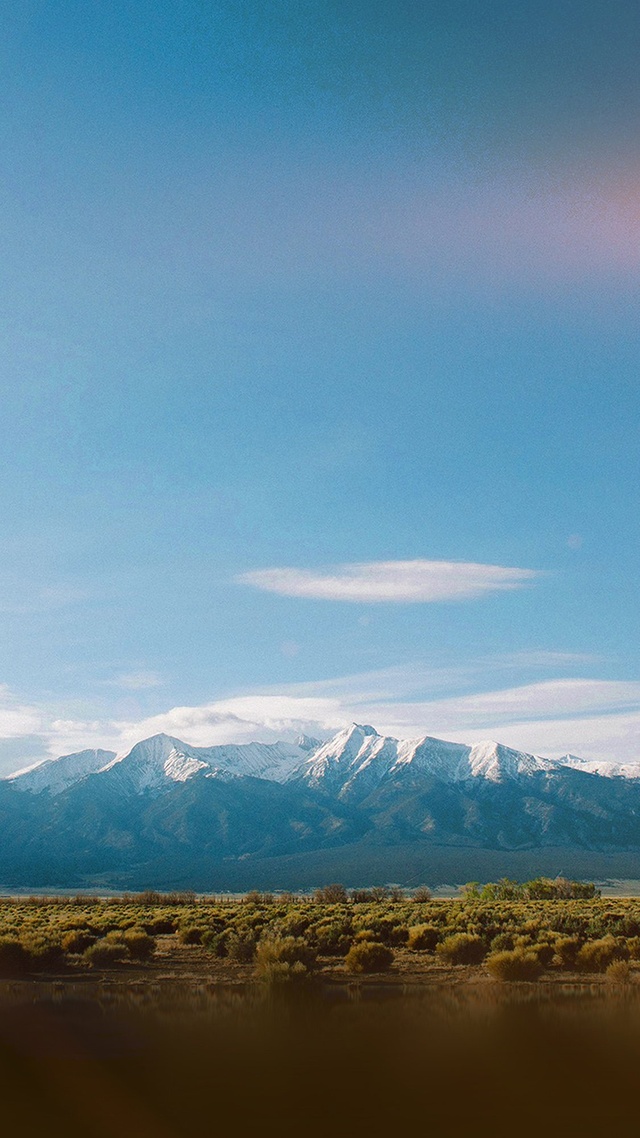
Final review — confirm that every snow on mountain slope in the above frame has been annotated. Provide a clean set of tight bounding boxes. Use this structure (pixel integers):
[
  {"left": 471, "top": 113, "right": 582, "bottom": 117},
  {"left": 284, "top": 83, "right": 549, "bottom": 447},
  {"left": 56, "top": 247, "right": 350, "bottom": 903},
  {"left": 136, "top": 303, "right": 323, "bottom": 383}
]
[
  {"left": 293, "top": 723, "right": 382, "bottom": 788},
  {"left": 6, "top": 734, "right": 313, "bottom": 796},
  {"left": 291, "top": 725, "right": 586, "bottom": 797},
  {"left": 5, "top": 723, "right": 638, "bottom": 800},
  {"left": 558, "top": 754, "right": 640, "bottom": 780},
  {"left": 390, "top": 735, "right": 473, "bottom": 781},
  {"left": 100, "top": 735, "right": 205, "bottom": 793},
  {"left": 466, "top": 740, "right": 555, "bottom": 781},
  {"left": 8, "top": 749, "right": 117, "bottom": 795},
  {"left": 97, "top": 733, "right": 316, "bottom": 793}
]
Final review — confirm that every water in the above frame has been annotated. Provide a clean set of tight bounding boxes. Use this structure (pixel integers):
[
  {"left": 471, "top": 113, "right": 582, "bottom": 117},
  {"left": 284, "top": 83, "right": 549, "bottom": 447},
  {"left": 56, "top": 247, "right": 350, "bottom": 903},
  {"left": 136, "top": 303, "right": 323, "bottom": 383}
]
[{"left": 1, "top": 979, "right": 639, "bottom": 1136}]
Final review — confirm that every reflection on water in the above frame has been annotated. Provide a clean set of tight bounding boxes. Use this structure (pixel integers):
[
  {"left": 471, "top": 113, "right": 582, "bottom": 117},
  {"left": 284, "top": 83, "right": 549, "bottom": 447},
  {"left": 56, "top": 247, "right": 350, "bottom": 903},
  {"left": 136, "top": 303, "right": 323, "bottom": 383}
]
[{"left": 1, "top": 980, "right": 640, "bottom": 1137}]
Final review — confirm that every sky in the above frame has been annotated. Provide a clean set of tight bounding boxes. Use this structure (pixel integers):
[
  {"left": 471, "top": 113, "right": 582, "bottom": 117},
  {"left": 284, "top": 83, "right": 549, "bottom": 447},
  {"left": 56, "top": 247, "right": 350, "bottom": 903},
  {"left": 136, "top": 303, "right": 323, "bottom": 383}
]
[{"left": 0, "top": 0, "right": 639, "bottom": 771}]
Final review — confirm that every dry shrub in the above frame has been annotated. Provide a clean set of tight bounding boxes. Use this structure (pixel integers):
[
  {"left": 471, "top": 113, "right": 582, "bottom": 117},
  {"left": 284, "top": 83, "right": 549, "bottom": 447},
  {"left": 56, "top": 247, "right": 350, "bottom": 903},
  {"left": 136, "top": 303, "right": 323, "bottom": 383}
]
[
  {"left": 121, "top": 928, "right": 156, "bottom": 960},
  {"left": 486, "top": 949, "right": 544, "bottom": 982},
  {"left": 314, "top": 920, "right": 352, "bottom": 956},
  {"left": 244, "top": 891, "right": 270, "bottom": 905},
  {"left": 606, "top": 960, "right": 632, "bottom": 984},
  {"left": 22, "top": 937, "right": 65, "bottom": 971},
  {"left": 0, "top": 937, "right": 29, "bottom": 976},
  {"left": 412, "top": 886, "right": 432, "bottom": 902},
  {"left": 407, "top": 924, "right": 440, "bottom": 952},
  {"left": 143, "top": 914, "right": 178, "bottom": 935},
  {"left": 531, "top": 941, "right": 556, "bottom": 968},
  {"left": 178, "top": 925, "right": 207, "bottom": 945},
  {"left": 314, "top": 884, "right": 348, "bottom": 904},
  {"left": 626, "top": 937, "right": 640, "bottom": 961},
  {"left": 226, "top": 929, "right": 258, "bottom": 962},
  {"left": 554, "top": 937, "right": 581, "bottom": 969},
  {"left": 62, "top": 929, "right": 96, "bottom": 954},
  {"left": 436, "top": 933, "right": 486, "bottom": 965},
  {"left": 83, "top": 939, "right": 128, "bottom": 967},
  {"left": 202, "top": 929, "right": 229, "bottom": 956},
  {"left": 345, "top": 941, "right": 394, "bottom": 974},
  {"left": 255, "top": 935, "right": 316, "bottom": 984},
  {"left": 490, "top": 932, "right": 515, "bottom": 953},
  {"left": 576, "top": 936, "right": 628, "bottom": 974}
]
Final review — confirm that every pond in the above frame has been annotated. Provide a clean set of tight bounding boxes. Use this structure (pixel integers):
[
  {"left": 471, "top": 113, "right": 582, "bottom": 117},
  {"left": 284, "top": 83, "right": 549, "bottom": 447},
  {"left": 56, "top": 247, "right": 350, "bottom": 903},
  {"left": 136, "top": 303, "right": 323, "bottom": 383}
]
[{"left": 1, "top": 979, "right": 639, "bottom": 1137}]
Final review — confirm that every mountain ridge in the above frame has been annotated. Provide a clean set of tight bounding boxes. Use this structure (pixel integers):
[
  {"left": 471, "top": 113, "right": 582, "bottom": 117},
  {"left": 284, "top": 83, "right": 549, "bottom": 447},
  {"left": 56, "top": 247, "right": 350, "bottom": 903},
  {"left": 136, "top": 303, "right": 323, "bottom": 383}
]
[
  {"left": 5, "top": 723, "right": 639, "bottom": 798},
  {"left": 1, "top": 723, "right": 640, "bottom": 889}
]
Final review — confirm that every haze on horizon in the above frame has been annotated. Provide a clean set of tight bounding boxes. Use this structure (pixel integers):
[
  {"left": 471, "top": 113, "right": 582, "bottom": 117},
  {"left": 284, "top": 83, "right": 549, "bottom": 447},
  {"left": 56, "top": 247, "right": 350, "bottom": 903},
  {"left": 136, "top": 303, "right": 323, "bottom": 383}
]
[{"left": 0, "top": 1, "right": 638, "bottom": 773}]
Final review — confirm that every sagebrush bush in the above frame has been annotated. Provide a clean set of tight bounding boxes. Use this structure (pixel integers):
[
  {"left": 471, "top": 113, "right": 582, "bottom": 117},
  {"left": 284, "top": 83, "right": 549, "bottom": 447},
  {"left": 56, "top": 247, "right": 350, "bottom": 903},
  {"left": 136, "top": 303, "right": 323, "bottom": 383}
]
[
  {"left": 486, "top": 949, "right": 544, "bottom": 982},
  {"left": 576, "top": 936, "right": 628, "bottom": 973},
  {"left": 143, "top": 914, "right": 177, "bottom": 935},
  {"left": 626, "top": 936, "right": 640, "bottom": 961},
  {"left": 178, "top": 925, "right": 207, "bottom": 945},
  {"left": 531, "top": 941, "right": 556, "bottom": 968},
  {"left": 490, "top": 932, "right": 515, "bottom": 953},
  {"left": 0, "top": 937, "right": 29, "bottom": 975},
  {"left": 313, "top": 920, "right": 352, "bottom": 956},
  {"left": 121, "top": 928, "right": 155, "bottom": 960},
  {"left": 226, "top": 929, "right": 257, "bottom": 962},
  {"left": 22, "top": 937, "right": 65, "bottom": 971},
  {"left": 344, "top": 941, "right": 394, "bottom": 974},
  {"left": 202, "top": 929, "right": 229, "bottom": 956},
  {"left": 256, "top": 960, "right": 310, "bottom": 985},
  {"left": 436, "top": 933, "right": 486, "bottom": 965},
  {"left": 407, "top": 924, "right": 440, "bottom": 952},
  {"left": 606, "top": 960, "right": 632, "bottom": 984},
  {"left": 83, "top": 939, "right": 128, "bottom": 967},
  {"left": 62, "top": 929, "right": 96, "bottom": 954},
  {"left": 254, "top": 935, "right": 317, "bottom": 983},
  {"left": 554, "top": 936, "right": 581, "bottom": 969}
]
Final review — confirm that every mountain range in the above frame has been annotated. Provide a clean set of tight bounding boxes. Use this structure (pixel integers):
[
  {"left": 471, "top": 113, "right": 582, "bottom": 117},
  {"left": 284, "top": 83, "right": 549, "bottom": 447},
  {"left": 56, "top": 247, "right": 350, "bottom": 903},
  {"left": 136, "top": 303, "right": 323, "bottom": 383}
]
[{"left": 2, "top": 724, "right": 640, "bottom": 889}]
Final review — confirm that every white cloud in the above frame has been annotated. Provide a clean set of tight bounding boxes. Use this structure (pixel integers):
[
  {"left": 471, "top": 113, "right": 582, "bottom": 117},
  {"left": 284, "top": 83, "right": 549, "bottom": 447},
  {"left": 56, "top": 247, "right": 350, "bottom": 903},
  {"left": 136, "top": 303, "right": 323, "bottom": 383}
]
[
  {"left": 237, "top": 559, "right": 541, "bottom": 603},
  {"left": 31, "top": 676, "right": 640, "bottom": 765},
  {"left": 2, "top": 665, "right": 640, "bottom": 776},
  {"left": 0, "top": 687, "right": 45, "bottom": 738},
  {"left": 408, "top": 679, "right": 640, "bottom": 729}
]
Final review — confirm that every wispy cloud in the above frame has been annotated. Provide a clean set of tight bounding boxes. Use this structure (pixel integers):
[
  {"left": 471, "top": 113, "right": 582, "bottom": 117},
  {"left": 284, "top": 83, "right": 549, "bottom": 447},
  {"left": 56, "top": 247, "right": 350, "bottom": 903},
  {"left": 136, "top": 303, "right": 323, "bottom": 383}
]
[
  {"left": 2, "top": 664, "right": 639, "bottom": 777},
  {"left": 107, "top": 670, "right": 165, "bottom": 691},
  {"left": 237, "top": 559, "right": 541, "bottom": 604},
  {"left": 0, "top": 686, "right": 45, "bottom": 738},
  {"left": 35, "top": 678, "right": 640, "bottom": 766}
]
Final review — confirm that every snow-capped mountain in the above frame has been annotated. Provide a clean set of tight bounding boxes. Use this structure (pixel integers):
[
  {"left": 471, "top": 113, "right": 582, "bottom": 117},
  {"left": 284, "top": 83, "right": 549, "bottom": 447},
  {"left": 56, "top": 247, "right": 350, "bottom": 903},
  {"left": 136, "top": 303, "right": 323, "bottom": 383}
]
[
  {"left": 7, "top": 733, "right": 316, "bottom": 796},
  {"left": 2, "top": 723, "right": 640, "bottom": 890},
  {"left": 7, "top": 749, "right": 117, "bottom": 796},
  {"left": 291, "top": 723, "right": 573, "bottom": 802},
  {"left": 6, "top": 724, "right": 640, "bottom": 799},
  {"left": 556, "top": 754, "right": 640, "bottom": 780}
]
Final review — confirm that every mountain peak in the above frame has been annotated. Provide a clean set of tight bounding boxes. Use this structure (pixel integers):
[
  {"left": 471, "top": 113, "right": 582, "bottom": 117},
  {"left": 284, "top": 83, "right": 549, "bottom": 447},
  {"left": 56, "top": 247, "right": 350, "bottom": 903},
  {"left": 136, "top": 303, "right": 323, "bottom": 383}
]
[
  {"left": 7, "top": 749, "right": 117, "bottom": 795},
  {"left": 341, "top": 722, "right": 379, "bottom": 740},
  {"left": 468, "top": 739, "right": 551, "bottom": 781},
  {"left": 295, "top": 733, "right": 323, "bottom": 751}
]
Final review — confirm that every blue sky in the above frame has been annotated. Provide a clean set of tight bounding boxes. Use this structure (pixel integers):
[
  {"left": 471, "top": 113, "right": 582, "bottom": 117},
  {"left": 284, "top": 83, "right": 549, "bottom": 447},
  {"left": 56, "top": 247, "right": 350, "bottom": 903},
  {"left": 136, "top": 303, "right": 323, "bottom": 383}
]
[{"left": 1, "top": 1, "right": 639, "bottom": 769}]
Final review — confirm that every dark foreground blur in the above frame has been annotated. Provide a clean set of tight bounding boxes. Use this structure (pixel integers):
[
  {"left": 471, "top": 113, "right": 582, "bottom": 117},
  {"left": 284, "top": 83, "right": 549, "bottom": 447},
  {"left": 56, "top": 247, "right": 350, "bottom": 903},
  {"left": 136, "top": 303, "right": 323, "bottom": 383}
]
[{"left": 0, "top": 980, "right": 639, "bottom": 1138}]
